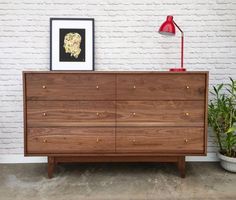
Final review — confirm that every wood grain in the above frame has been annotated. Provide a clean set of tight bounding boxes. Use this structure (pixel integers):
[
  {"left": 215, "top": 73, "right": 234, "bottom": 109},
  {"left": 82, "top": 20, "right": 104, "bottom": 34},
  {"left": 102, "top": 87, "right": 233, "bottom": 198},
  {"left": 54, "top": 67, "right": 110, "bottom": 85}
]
[
  {"left": 23, "top": 71, "right": 209, "bottom": 178},
  {"left": 177, "top": 156, "right": 186, "bottom": 178},
  {"left": 116, "top": 122, "right": 203, "bottom": 127},
  {"left": 204, "top": 72, "right": 209, "bottom": 155},
  {"left": 117, "top": 101, "right": 204, "bottom": 124},
  {"left": 23, "top": 71, "right": 208, "bottom": 74},
  {"left": 27, "top": 101, "right": 115, "bottom": 127},
  {"left": 27, "top": 127, "right": 115, "bottom": 154},
  {"left": 53, "top": 156, "right": 181, "bottom": 163},
  {"left": 48, "top": 157, "right": 55, "bottom": 179},
  {"left": 27, "top": 122, "right": 116, "bottom": 127},
  {"left": 116, "top": 127, "right": 204, "bottom": 154},
  {"left": 26, "top": 73, "right": 116, "bottom": 100},
  {"left": 117, "top": 74, "right": 206, "bottom": 100},
  {"left": 23, "top": 72, "right": 27, "bottom": 155}
]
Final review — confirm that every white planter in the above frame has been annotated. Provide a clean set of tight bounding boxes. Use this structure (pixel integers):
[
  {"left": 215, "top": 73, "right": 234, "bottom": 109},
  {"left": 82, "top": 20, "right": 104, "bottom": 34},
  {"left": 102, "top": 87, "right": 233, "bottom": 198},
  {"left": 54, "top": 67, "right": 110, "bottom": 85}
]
[{"left": 218, "top": 152, "right": 236, "bottom": 173}]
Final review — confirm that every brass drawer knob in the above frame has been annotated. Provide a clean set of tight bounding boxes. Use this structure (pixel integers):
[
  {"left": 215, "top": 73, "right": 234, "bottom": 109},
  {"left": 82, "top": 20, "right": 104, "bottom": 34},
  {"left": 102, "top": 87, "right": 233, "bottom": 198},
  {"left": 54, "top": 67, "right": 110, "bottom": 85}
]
[
  {"left": 185, "top": 112, "right": 189, "bottom": 116},
  {"left": 96, "top": 112, "right": 100, "bottom": 116},
  {"left": 186, "top": 86, "right": 190, "bottom": 89},
  {"left": 132, "top": 139, "right": 136, "bottom": 143},
  {"left": 132, "top": 112, "right": 136, "bottom": 116},
  {"left": 184, "top": 139, "right": 188, "bottom": 143},
  {"left": 42, "top": 112, "right": 47, "bottom": 116},
  {"left": 133, "top": 85, "right": 136, "bottom": 89},
  {"left": 43, "top": 139, "right": 47, "bottom": 143},
  {"left": 42, "top": 85, "right": 46, "bottom": 89},
  {"left": 96, "top": 138, "right": 101, "bottom": 143},
  {"left": 96, "top": 85, "right": 99, "bottom": 89}
]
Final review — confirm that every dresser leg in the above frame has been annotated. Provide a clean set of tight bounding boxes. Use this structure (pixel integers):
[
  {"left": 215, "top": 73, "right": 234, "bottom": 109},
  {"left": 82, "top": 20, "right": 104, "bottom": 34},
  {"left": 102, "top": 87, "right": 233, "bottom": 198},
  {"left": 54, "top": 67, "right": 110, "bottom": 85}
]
[
  {"left": 48, "top": 156, "right": 55, "bottom": 179},
  {"left": 177, "top": 156, "right": 186, "bottom": 178}
]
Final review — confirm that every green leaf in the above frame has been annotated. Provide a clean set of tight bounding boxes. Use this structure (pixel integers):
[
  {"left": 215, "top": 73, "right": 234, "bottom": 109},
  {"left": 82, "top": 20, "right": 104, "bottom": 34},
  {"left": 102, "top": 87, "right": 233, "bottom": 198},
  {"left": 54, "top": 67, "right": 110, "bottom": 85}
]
[
  {"left": 210, "top": 91, "right": 216, "bottom": 96},
  {"left": 226, "top": 126, "right": 236, "bottom": 134},
  {"left": 229, "top": 77, "right": 234, "bottom": 85},
  {"left": 213, "top": 86, "right": 218, "bottom": 96},
  {"left": 218, "top": 83, "right": 224, "bottom": 92}
]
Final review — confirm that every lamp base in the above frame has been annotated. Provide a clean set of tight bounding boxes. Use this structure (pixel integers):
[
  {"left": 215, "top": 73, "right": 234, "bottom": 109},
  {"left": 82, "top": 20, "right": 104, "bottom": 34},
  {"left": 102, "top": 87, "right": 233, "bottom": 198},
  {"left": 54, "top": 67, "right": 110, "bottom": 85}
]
[{"left": 169, "top": 68, "right": 186, "bottom": 72}]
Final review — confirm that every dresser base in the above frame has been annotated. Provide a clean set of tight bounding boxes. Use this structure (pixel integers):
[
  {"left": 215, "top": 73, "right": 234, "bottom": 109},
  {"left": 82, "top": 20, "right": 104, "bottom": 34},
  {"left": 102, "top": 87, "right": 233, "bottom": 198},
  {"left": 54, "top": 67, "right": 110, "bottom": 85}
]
[{"left": 47, "top": 156, "right": 186, "bottom": 179}]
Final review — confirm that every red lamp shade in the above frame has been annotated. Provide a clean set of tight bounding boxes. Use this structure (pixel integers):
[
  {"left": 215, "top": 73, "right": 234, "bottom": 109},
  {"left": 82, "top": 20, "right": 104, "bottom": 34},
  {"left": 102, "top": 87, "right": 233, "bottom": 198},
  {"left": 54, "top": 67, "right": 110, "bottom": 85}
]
[{"left": 159, "top": 16, "right": 176, "bottom": 36}]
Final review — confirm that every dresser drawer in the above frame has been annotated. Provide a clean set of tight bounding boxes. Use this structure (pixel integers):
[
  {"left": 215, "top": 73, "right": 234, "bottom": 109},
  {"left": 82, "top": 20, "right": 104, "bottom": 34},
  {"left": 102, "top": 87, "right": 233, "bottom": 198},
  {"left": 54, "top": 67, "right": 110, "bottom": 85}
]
[
  {"left": 27, "top": 127, "right": 115, "bottom": 154},
  {"left": 27, "top": 101, "right": 115, "bottom": 127},
  {"left": 26, "top": 73, "right": 116, "bottom": 100},
  {"left": 116, "top": 127, "right": 204, "bottom": 154},
  {"left": 117, "top": 101, "right": 204, "bottom": 126},
  {"left": 117, "top": 74, "right": 206, "bottom": 100}
]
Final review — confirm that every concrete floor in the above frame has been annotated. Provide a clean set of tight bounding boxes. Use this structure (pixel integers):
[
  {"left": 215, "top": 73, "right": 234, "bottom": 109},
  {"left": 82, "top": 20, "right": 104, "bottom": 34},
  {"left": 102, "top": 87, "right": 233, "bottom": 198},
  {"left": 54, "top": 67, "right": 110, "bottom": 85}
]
[{"left": 0, "top": 162, "right": 235, "bottom": 200}]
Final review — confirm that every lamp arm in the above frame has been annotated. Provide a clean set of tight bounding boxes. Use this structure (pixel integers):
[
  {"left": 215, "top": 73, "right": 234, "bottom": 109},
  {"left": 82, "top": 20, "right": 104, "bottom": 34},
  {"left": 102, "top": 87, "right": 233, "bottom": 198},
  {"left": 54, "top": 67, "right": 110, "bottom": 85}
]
[
  {"left": 173, "top": 21, "right": 184, "bottom": 69},
  {"left": 173, "top": 21, "right": 183, "bottom": 35}
]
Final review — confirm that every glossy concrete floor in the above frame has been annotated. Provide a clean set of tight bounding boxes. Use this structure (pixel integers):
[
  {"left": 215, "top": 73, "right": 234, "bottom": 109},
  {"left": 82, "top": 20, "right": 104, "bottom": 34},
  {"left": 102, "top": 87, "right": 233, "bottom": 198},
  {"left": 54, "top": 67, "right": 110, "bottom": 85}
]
[{"left": 0, "top": 162, "right": 235, "bottom": 200}]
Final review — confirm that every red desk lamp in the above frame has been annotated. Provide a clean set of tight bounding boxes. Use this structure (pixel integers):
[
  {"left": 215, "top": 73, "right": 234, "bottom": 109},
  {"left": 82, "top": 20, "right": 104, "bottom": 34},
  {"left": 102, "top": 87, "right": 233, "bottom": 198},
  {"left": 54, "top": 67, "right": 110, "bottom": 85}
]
[{"left": 158, "top": 15, "right": 186, "bottom": 72}]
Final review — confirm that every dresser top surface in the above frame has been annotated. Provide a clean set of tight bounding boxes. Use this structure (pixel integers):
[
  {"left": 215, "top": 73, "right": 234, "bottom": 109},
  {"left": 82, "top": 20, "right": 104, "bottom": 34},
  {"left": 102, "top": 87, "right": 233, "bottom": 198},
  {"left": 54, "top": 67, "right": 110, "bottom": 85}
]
[{"left": 23, "top": 71, "right": 208, "bottom": 74}]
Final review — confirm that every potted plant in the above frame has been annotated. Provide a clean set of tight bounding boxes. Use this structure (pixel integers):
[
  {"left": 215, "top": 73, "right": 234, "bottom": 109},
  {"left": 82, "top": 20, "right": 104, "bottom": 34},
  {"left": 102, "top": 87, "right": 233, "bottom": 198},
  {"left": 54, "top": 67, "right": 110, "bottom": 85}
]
[{"left": 208, "top": 78, "right": 236, "bottom": 172}]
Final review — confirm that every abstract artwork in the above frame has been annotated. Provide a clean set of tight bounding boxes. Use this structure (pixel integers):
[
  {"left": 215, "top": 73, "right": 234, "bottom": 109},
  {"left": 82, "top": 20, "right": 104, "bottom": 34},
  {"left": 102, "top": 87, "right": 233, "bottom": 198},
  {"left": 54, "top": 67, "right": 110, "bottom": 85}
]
[{"left": 50, "top": 18, "right": 94, "bottom": 70}]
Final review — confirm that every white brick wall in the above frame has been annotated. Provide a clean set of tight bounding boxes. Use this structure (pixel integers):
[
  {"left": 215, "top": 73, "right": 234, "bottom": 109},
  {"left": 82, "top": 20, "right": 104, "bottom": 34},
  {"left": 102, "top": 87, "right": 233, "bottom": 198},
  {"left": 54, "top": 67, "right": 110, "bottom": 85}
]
[{"left": 0, "top": 0, "right": 236, "bottom": 162}]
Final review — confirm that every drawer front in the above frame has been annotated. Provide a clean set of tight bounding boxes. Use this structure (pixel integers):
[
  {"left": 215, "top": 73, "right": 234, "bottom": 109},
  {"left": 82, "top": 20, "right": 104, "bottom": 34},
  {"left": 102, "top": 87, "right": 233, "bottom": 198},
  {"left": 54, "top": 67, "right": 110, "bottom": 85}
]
[
  {"left": 27, "top": 127, "right": 115, "bottom": 154},
  {"left": 117, "top": 74, "right": 206, "bottom": 100},
  {"left": 27, "top": 101, "right": 116, "bottom": 127},
  {"left": 26, "top": 74, "right": 116, "bottom": 100},
  {"left": 117, "top": 101, "right": 204, "bottom": 126},
  {"left": 116, "top": 127, "right": 204, "bottom": 154}
]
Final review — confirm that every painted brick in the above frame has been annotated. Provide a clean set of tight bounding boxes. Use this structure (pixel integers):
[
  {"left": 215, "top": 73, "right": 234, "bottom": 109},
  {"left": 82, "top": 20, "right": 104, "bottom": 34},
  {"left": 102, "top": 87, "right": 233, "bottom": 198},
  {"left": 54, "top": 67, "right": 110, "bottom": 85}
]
[{"left": 0, "top": 0, "right": 236, "bottom": 159}]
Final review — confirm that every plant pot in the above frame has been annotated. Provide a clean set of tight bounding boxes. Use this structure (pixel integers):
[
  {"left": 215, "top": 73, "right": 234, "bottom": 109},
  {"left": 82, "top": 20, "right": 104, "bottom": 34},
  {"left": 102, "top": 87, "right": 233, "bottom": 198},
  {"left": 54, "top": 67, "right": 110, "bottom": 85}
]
[{"left": 218, "top": 152, "right": 236, "bottom": 173}]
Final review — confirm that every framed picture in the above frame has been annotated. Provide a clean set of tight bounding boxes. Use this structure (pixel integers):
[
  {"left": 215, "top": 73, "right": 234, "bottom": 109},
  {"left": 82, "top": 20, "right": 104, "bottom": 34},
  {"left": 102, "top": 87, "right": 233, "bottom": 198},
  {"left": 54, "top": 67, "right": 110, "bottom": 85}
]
[{"left": 50, "top": 18, "right": 94, "bottom": 70}]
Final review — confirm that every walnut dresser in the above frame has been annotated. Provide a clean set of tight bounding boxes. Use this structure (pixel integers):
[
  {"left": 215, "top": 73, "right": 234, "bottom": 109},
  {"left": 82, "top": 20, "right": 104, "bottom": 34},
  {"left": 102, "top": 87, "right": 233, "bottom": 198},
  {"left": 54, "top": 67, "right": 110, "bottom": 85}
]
[{"left": 23, "top": 71, "right": 208, "bottom": 178}]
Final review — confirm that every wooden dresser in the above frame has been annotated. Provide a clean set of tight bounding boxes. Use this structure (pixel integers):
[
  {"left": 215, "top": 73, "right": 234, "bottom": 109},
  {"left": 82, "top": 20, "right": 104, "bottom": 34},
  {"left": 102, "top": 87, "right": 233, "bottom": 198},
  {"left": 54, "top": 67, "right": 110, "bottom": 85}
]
[{"left": 23, "top": 71, "right": 208, "bottom": 178}]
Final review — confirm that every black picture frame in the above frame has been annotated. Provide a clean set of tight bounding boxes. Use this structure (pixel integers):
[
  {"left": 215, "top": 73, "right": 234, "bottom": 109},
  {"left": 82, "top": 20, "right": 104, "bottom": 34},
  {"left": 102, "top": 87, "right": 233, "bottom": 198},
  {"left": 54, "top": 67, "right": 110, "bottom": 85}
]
[{"left": 50, "top": 18, "right": 94, "bottom": 71}]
